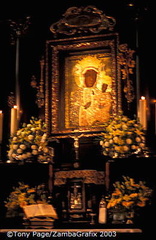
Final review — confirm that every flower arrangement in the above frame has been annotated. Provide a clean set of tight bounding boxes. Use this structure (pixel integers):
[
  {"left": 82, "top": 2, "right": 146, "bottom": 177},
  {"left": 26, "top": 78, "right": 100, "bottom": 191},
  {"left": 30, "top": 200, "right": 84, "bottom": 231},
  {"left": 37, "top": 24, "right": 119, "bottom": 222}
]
[
  {"left": 99, "top": 114, "right": 148, "bottom": 158},
  {"left": 7, "top": 117, "right": 50, "bottom": 162},
  {"left": 107, "top": 176, "right": 153, "bottom": 211},
  {"left": 5, "top": 182, "right": 49, "bottom": 217}
]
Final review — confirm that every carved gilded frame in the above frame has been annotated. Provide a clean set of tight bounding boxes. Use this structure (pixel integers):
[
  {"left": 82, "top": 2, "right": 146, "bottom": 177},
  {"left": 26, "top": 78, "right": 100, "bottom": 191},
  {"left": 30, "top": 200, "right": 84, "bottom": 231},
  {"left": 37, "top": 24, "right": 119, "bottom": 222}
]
[{"left": 45, "top": 33, "right": 121, "bottom": 136}]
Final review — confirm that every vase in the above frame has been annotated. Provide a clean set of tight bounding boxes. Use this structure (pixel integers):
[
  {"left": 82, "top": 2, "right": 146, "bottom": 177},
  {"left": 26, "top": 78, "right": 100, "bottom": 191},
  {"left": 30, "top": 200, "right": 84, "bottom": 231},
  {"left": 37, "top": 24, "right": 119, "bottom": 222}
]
[{"left": 112, "top": 209, "right": 126, "bottom": 224}]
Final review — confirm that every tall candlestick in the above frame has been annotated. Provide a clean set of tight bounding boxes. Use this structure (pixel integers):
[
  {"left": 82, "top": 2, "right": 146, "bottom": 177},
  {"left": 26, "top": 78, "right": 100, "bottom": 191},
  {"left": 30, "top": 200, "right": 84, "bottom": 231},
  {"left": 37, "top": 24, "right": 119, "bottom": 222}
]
[
  {"left": 9, "top": 17, "right": 31, "bottom": 128},
  {"left": 15, "top": 37, "right": 21, "bottom": 127},
  {"left": 0, "top": 110, "right": 3, "bottom": 143},
  {"left": 154, "top": 101, "right": 156, "bottom": 135},
  {"left": 10, "top": 105, "right": 17, "bottom": 136},
  {"left": 138, "top": 96, "right": 147, "bottom": 130}
]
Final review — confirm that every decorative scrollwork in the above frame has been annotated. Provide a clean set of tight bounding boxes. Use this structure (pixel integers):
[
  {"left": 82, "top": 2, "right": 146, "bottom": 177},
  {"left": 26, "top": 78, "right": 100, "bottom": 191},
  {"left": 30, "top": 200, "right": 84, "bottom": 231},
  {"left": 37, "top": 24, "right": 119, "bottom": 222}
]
[
  {"left": 8, "top": 16, "right": 31, "bottom": 45},
  {"left": 118, "top": 44, "right": 135, "bottom": 103},
  {"left": 54, "top": 170, "right": 105, "bottom": 185},
  {"left": 30, "top": 58, "right": 45, "bottom": 108},
  {"left": 8, "top": 92, "right": 16, "bottom": 108},
  {"left": 50, "top": 6, "right": 116, "bottom": 37}
]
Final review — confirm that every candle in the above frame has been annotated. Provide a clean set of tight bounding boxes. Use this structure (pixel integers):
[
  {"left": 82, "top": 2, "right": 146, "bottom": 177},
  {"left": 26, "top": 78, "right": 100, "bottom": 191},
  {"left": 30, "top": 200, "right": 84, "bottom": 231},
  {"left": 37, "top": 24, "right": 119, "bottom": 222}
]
[
  {"left": 0, "top": 110, "right": 3, "bottom": 142},
  {"left": 10, "top": 105, "right": 17, "bottom": 136},
  {"left": 138, "top": 96, "right": 147, "bottom": 130},
  {"left": 154, "top": 100, "right": 156, "bottom": 135}
]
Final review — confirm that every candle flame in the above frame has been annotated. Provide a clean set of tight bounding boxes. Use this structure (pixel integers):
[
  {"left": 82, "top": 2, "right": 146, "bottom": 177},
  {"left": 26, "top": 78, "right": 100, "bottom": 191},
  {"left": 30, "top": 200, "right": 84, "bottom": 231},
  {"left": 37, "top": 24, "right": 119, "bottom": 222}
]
[
  {"left": 13, "top": 105, "right": 17, "bottom": 109},
  {"left": 141, "top": 96, "right": 145, "bottom": 100}
]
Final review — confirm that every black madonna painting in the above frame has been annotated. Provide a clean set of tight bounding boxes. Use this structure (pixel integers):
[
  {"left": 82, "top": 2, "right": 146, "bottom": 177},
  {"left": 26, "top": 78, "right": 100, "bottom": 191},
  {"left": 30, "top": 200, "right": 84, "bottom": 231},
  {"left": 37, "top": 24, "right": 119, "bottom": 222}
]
[
  {"left": 45, "top": 33, "right": 121, "bottom": 135},
  {"left": 65, "top": 53, "right": 113, "bottom": 129}
]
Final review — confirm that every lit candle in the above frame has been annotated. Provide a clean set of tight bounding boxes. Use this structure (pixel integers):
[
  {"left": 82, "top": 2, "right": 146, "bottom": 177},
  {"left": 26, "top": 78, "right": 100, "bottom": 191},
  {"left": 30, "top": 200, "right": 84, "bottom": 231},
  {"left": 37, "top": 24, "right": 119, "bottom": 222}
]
[
  {"left": 138, "top": 96, "right": 147, "bottom": 130},
  {"left": 0, "top": 110, "right": 3, "bottom": 143},
  {"left": 10, "top": 105, "right": 17, "bottom": 136},
  {"left": 154, "top": 100, "right": 156, "bottom": 135}
]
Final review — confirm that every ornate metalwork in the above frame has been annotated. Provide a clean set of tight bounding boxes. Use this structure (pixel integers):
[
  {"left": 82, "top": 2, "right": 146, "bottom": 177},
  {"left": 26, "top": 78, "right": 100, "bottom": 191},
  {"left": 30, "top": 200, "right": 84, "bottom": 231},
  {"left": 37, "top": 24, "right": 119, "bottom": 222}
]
[
  {"left": 7, "top": 92, "right": 16, "bottom": 108},
  {"left": 118, "top": 44, "right": 135, "bottom": 103},
  {"left": 30, "top": 58, "right": 45, "bottom": 108},
  {"left": 50, "top": 6, "right": 116, "bottom": 37},
  {"left": 54, "top": 170, "right": 105, "bottom": 186},
  {"left": 8, "top": 16, "right": 31, "bottom": 45}
]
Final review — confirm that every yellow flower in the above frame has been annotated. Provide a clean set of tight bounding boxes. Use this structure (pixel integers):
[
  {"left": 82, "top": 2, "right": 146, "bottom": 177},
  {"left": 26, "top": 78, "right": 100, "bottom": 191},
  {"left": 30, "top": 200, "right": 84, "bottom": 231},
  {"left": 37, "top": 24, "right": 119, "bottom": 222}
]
[
  {"left": 139, "top": 196, "right": 149, "bottom": 202},
  {"left": 27, "top": 188, "right": 35, "bottom": 193},
  {"left": 19, "top": 144, "right": 26, "bottom": 150},
  {"left": 12, "top": 137, "right": 18, "bottom": 141},
  {"left": 5, "top": 182, "right": 49, "bottom": 217},
  {"left": 122, "top": 116, "right": 128, "bottom": 121},
  {"left": 104, "top": 141, "right": 110, "bottom": 147},
  {"left": 27, "top": 152, "right": 32, "bottom": 158},
  {"left": 28, "top": 135, "right": 34, "bottom": 141},
  {"left": 122, "top": 201, "right": 134, "bottom": 208},
  {"left": 18, "top": 194, "right": 26, "bottom": 202},
  {"left": 129, "top": 193, "right": 138, "bottom": 198},
  {"left": 17, "top": 148, "right": 23, "bottom": 154},
  {"left": 137, "top": 201, "right": 146, "bottom": 207},
  {"left": 135, "top": 129, "right": 143, "bottom": 135},
  {"left": 114, "top": 146, "right": 120, "bottom": 152},
  {"left": 117, "top": 138, "right": 124, "bottom": 145},
  {"left": 43, "top": 147, "right": 49, "bottom": 153},
  {"left": 135, "top": 137, "right": 141, "bottom": 142},
  {"left": 139, "top": 143, "right": 145, "bottom": 148},
  {"left": 122, "top": 124, "right": 127, "bottom": 130},
  {"left": 31, "top": 144, "right": 38, "bottom": 150},
  {"left": 32, "top": 150, "right": 38, "bottom": 155},
  {"left": 12, "top": 144, "right": 18, "bottom": 150},
  {"left": 106, "top": 176, "right": 152, "bottom": 212},
  {"left": 123, "top": 145, "right": 129, "bottom": 152},
  {"left": 113, "top": 136, "right": 119, "bottom": 143},
  {"left": 123, "top": 195, "right": 131, "bottom": 201},
  {"left": 31, "top": 128, "right": 36, "bottom": 132},
  {"left": 127, "top": 131, "right": 132, "bottom": 135},
  {"left": 19, "top": 201, "right": 27, "bottom": 208},
  {"left": 126, "top": 138, "right": 132, "bottom": 144},
  {"left": 107, "top": 198, "right": 122, "bottom": 208},
  {"left": 112, "top": 189, "right": 122, "bottom": 196}
]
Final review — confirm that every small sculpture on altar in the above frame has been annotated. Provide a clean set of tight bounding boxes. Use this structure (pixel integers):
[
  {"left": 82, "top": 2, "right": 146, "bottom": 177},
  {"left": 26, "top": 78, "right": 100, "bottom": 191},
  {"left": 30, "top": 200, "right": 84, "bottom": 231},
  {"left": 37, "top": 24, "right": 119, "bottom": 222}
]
[{"left": 70, "top": 183, "right": 82, "bottom": 210}]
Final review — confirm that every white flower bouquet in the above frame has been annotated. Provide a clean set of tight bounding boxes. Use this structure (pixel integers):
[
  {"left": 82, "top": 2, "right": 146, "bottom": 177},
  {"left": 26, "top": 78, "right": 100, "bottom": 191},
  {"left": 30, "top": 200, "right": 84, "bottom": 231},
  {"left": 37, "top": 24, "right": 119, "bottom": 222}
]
[
  {"left": 99, "top": 114, "right": 149, "bottom": 158},
  {"left": 7, "top": 117, "right": 50, "bottom": 162}
]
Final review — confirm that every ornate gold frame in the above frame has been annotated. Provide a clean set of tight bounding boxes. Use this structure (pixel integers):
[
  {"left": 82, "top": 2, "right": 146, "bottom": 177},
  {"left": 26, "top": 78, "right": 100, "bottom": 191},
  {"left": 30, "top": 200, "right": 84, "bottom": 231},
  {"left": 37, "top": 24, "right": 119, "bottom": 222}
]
[{"left": 45, "top": 33, "right": 121, "bottom": 136}]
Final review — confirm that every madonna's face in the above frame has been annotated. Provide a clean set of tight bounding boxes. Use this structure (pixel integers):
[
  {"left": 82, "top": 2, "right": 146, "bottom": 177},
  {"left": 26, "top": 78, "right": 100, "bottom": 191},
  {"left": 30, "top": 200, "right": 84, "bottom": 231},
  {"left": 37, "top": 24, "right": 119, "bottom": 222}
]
[{"left": 84, "top": 69, "right": 97, "bottom": 87}]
